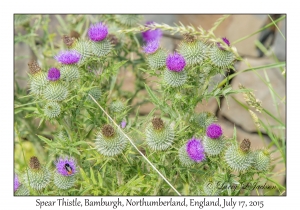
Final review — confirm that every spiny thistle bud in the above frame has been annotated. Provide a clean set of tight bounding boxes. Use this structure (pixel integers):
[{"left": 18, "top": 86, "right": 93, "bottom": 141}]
[
  {"left": 145, "top": 118, "right": 174, "bottom": 151},
  {"left": 209, "top": 46, "right": 235, "bottom": 68},
  {"left": 146, "top": 48, "right": 167, "bottom": 70},
  {"left": 240, "top": 139, "right": 251, "bottom": 152},
  {"left": 14, "top": 174, "right": 30, "bottom": 196},
  {"left": 60, "top": 65, "right": 80, "bottom": 82},
  {"left": 87, "top": 87, "right": 101, "bottom": 101},
  {"left": 178, "top": 144, "right": 195, "bottom": 166},
  {"left": 29, "top": 72, "right": 49, "bottom": 95},
  {"left": 141, "top": 21, "right": 162, "bottom": 42},
  {"left": 54, "top": 157, "right": 77, "bottom": 190},
  {"left": 72, "top": 39, "right": 92, "bottom": 64},
  {"left": 28, "top": 60, "right": 42, "bottom": 75},
  {"left": 166, "top": 52, "right": 186, "bottom": 72},
  {"left": 30, "top": 156, "right": 41, "bottom": 170},
  {"left": 54, "top": 50, "right": 81, "bottom": 65},
  {"left": 44, "top": 101, "right": 61, "bottom": 119},
  {"left": 183, "top": 33, "right": 196, "bottom": 43},
  {"left": 151, "top": 117, "right": 164, "bottom": 130},
  {"left": 56, "top": 130, "right": 68, "bottom": 141},
  {"left": 203, "top": 136, "right": 226, "bottom": 156},
  {"left": 95, "top": 124, "right": 127, "bottom": 156},
  {"left": 143, "top": 40, "right": 159, "bottom": 54},
  {"left": 47, "top": 68, "right": 61, "bottom": 81},
  {"left": 224, "top": 144, "right": 254, "bottom": 171},
  {"left": 90, "top": 38, "right": 112, "bottom": 57},
  {"left": 206, "top": 123, "right": 223, "bottom": 139},
  {"left": 23, "top": 156, "right": 51, "bottom": 190},
  {"left": 116, "top": 15, "right": 142, "bottom": 27},
  {"left": 109, "top": 100, "right": 125, "bottom": 113},
  {"left": 253, "top": 149, "right": 271, "bottom": 172},
  {"left": 88, "top": 22, "right": 108, "bottom": 42},
  {"left": 163, "top": 68, "right": 187, "bottom": 87},
  {"left": 178, "top": 40, "right": 208, "bottom": 65},
  {"left": 62, "top": 35, "right": 75, "bottom": 47},
  {"left": 186, "top": 137, "right": 206, "bottom": 162},
  {"left": 193, "top": 112, "right": 217, "bottom": 129},
  {"left": 43, "top": 82, "right": 68, "bottom": 102},
  {"left": 203, "top": 180, "right": 220, "bottom": 196}
]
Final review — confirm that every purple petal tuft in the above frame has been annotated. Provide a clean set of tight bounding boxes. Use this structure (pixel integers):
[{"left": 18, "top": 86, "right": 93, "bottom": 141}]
[
  {"left": 88, "top": 22, "right": 108, "bottom": 42},
  {"left": 186, "top": 137, "right": 205, "bottom": 162},
  {"left": 166, "top": 52, "right": 186, "bottom": 72},
  {"left": 206, "top": 123, "right": 223, "bottom": 139},
  {"left": 47, "top": 68, "right": 61, "bottom": 81},
  {"left": 55, "top": 50, "right": 81, "bottom": 64},
  {"left": 55, "top": 157, "right": 77, "bottom": 176}
]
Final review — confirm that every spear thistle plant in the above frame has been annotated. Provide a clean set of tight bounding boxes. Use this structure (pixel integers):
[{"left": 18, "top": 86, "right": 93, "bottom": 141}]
[{"left": 14, "top": 14, "right": 285, "bottom": 196}]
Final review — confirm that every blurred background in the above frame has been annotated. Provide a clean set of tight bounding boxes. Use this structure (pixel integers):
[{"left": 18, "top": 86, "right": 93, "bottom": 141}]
[{"left": 14, "top": 14, "right": 286, "bottom": 191}]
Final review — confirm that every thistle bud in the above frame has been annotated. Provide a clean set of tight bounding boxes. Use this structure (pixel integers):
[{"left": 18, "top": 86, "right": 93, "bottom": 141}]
[
  {"left": 23, "top": 156, "right": 51, "bottom": 190},
  {"left": 178, "top": 40, "right": 207, "bottom": 65},
  {"left": 224, "top": 142, "right": 254, "bottom": 172},
  {"left": 87, "top": 87, "right": 102, "bottom": 101},
  {"left": 116, "top": 15, "right": 142, "bottom": 27},
  {"left": 109, "top": 100, "right": 125, "bottom": 113},
  {"left": 253, "top": 149, "right": 271, "bottom": 172},
  {"left": 203, "top": 136, "right": 226, "bottom": 156},
  {"left": 145, "top": 118, "right": 174, "bottom": 151},
  {"left": 95, "top": 124, "right": 127, "bottom": 156},
  {"left": 44, "top": 101, "right": 61, "bottom": 119},
  {"left": 146, "top": 48, "right": 168, "bottom": 70},
  {"left": 209, "top": 45, "right": 235, "bottom": 68},
  {"left": 178, "top": 144, "right": 195, "bottom": 166}
]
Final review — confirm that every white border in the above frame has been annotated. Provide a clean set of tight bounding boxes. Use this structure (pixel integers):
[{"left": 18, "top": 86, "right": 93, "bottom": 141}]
[{"left": 3, "top": 0, "right": 297, "bottom": 209}]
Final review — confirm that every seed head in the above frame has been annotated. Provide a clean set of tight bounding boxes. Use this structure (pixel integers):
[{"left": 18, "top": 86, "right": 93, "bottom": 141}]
[
  {"left": 151, "top": 117, "right": 164, "bottom": 130},
  {"left": 62, "top": 35, "right": 75, "bottom": 47},
  {"left": 240, "top": 139, "right": 251, "bottom": 152},
  {"left": 102, "top": 124, "right": 115, "bottom": 138},
  {"left": 28, "top": 60, "right": 41, "bottom": 74},
  {"left": 29, "top": 156, "right": 41, "bottom": 170},
  {"left": 183, "top": 33, "right": 196, "bottom": 42}
]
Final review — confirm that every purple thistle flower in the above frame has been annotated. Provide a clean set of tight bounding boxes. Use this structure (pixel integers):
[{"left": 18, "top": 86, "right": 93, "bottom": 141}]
[
  {"left": 141, "top": 21, "right": 162, "bottom": 43},
  {"left": 166, "top": 52, "right": 186, "bottom": 72},
  {"left": 217, "top": 37, "right": 230, "bottom": 50},
  {"left": 47, "top": 68, "right": 61, "bottom": 81},
  {"left": 222, "top": 37, "right": 230, "bottom": 46},
  {"left": 55, "top": 157, "right": 77, "bottom": 176},
  {"left": 121, "top": 120, "right": 127, "bottom": 129},
  {"left": 186, "top": 137, "right": 206, "bottom": 162},
  {"left": 88, "top": 22, "right": 108, "bottom": 42},
  {"left": 143, "top": 40, "right": 159, "bottom": 54},
  {"left": 206, "top": 123, "right": 223, "bottom": 139},
  {"left": 14, "top": 174, "right": 20, "bottom": 192},
  {"left": 55, "top": 50, "right": 81, "bottom": 64}
]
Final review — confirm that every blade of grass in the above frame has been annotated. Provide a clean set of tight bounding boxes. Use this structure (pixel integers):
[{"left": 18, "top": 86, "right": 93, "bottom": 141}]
[
  {"left": 268, "top": 15, "right": 285, "bottom": 41},
  {"left": 232, "top": 15, "right": 285, "bottom": 45},
  {"left": 218, "top": 62, "right": 286, "bottom": 88}
]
